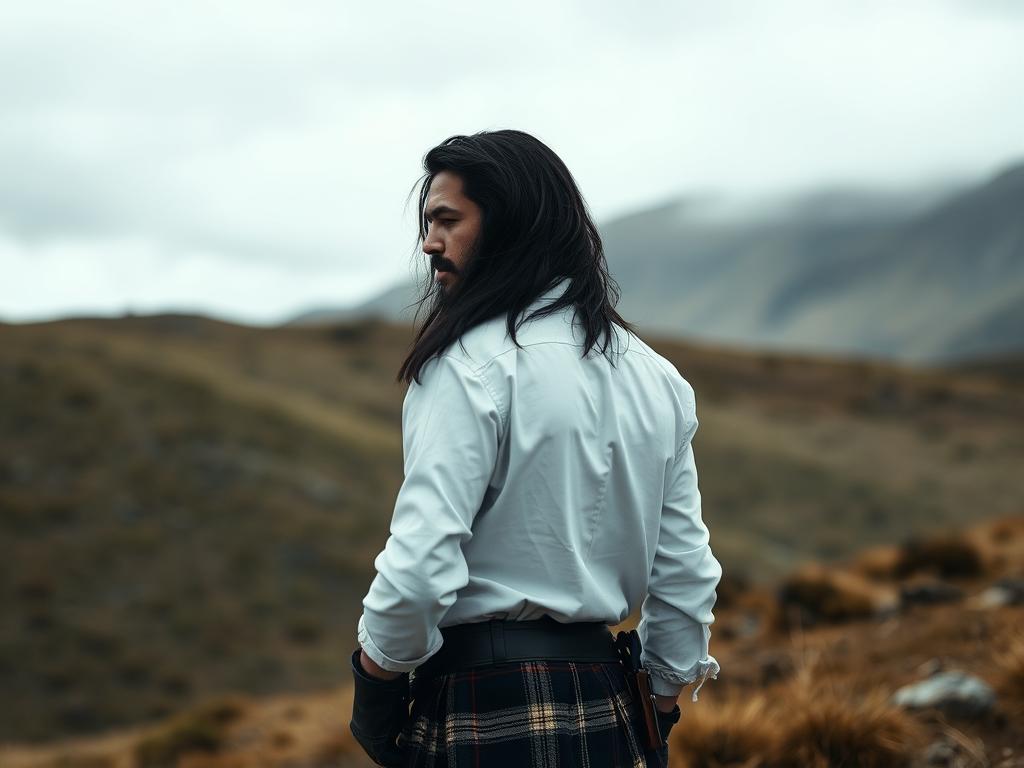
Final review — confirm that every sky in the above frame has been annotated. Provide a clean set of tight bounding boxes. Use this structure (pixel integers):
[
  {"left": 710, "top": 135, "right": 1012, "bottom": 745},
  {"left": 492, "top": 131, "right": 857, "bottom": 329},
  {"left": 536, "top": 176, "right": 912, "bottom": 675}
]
[{"left": 1, "top": 0, "right": 1022, "bottom": 325}]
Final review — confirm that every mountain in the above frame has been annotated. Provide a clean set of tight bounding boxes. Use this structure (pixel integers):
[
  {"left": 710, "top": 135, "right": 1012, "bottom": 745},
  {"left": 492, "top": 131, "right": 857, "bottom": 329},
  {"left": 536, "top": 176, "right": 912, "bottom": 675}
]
[
  {"left": 288, "top": 282, "right": 420, "bottom": 325},
  {"left": 288, "top": 161, "right": 1024, "bottom": 365}
]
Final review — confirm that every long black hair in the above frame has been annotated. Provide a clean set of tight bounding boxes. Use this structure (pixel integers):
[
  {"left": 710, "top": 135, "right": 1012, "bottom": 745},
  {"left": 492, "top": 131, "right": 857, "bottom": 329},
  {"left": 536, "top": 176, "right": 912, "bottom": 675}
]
[{"left": 397, "top": 129, "right": 638, "bottom": 385}]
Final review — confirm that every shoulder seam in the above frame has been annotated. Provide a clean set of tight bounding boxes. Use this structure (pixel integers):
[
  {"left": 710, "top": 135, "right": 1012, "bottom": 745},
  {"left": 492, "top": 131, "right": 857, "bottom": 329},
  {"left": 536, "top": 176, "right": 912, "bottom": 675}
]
[
  {"left": 439, "top": 354, "right": 508, "bottom": 438},
  {"left": 676, "top": 385, "right": 698, "bottom": 459}
]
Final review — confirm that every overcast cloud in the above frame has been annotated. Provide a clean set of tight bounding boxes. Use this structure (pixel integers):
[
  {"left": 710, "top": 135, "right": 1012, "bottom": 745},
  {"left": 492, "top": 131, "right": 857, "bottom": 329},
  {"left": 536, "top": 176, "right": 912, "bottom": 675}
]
[{"left": 1, "top": 0, "right": 1022, "bottom": 324}]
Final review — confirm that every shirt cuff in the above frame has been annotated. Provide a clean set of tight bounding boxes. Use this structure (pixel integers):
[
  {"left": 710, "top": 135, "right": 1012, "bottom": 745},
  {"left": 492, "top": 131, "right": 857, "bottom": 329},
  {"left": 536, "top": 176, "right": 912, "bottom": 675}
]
[
  {"left": 649, "top": 675, "right": 685, "bottom": 697},
  {"left": 646, "top": 655, "right": 720, "bottom": 701},
  {"left": 356, "top": 613, "right": 443, "bottom": 673}
]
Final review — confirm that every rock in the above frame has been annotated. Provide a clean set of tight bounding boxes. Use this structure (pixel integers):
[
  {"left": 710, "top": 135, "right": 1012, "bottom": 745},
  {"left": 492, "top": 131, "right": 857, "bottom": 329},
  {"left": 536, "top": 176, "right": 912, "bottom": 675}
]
[
  {"left": 919, "top": 737, "right": 983, "bottom": 768},
  {"left": 972, "top": 585, "right": 1011, "bottom": 609},
  {"left": 991, "top": 581, "right": 1024, "bottom": 606},
  {"left": 776, "top": 565, "right": 878, "bottom": 628},
  {"left": 973, "top": 578, "right": 1024, "bottom": 608},
  {"left": 922, "top": 739, "right": 956, "bottom": 766},
  {"left": 891, "top": 670, "right": 996, "bottom": 719},
  {"left": 915, "top": 657, "right": 944, "bottom": 677},
  {"left": 900, "top": 580, "right": 964, "bottom": 607}
]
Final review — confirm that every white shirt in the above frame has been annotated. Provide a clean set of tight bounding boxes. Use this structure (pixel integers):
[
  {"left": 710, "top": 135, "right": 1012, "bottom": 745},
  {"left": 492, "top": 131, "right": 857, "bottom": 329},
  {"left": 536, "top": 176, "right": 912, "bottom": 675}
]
[{"left": 357, "top": 276, "right": 722, "bottom": 700}]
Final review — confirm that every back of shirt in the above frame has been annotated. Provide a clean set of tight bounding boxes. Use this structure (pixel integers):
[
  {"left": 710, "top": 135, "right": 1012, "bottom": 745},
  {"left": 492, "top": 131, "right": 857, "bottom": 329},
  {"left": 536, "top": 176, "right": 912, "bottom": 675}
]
[{"left": 357, "top": 277, "right": 722, "bottom": 700}]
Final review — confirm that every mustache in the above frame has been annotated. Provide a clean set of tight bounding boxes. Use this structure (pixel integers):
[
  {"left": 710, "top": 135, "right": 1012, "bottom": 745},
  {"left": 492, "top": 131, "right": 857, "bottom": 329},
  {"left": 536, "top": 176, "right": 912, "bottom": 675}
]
[{"left": 431, "top": 257, "right": 458, "bottom": 273}]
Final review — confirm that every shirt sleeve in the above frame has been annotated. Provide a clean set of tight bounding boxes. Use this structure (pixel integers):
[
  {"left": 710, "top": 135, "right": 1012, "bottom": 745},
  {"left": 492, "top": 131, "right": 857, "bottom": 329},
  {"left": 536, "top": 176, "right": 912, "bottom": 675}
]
[
  {"left": 637, "top": 385, "right": 722, "bottom": 700},
  {"left": 357, "top": 354, "right": 502, "bottom": 672}
]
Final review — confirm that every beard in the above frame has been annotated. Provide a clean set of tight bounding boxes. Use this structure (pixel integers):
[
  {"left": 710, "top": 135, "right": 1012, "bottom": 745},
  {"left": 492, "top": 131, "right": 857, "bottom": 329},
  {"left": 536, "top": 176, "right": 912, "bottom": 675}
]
[{"left": 428, "top": 235, "right": 481, "bottom": 313}]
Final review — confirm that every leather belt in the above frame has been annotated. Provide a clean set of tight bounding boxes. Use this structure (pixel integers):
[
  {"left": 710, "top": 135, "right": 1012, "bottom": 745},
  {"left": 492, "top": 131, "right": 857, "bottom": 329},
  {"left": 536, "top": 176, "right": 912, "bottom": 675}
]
[{"left": 414, "top": 615, "right": 621, "bottom": 679}]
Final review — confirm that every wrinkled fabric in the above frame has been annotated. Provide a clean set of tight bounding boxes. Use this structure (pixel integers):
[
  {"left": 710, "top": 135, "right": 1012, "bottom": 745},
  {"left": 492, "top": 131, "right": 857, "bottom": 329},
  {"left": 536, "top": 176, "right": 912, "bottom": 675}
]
[{"left": 358, "top": 277, "right": 722, "bottom": 698}]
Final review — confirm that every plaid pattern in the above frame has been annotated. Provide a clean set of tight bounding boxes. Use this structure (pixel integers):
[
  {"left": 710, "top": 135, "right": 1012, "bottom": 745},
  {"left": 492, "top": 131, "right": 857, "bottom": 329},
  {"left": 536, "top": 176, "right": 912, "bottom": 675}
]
[{"left": 395, "top": 659, "right": 667, "bottom": 768}]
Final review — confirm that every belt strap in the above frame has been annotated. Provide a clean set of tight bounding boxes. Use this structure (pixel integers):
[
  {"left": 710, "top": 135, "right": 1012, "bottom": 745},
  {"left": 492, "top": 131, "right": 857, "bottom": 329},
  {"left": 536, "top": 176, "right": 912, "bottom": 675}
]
[{"left": 415, "top": 615, "right": 621, "bottom": 679}]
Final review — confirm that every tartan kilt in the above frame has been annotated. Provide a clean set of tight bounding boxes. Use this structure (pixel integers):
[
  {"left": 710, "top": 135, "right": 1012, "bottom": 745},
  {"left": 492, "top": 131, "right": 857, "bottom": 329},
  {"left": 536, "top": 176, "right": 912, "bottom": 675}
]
[{"left": 395, "top": 658, "right": 667, "bottom": 768}]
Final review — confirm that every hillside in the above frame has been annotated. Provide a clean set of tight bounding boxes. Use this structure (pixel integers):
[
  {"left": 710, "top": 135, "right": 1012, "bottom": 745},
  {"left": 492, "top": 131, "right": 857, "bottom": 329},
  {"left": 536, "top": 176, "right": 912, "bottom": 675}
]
[
  {"left": 1, "top": 314, "right": 1022, "bottom": 743},
  {"left": 2, "top": 515, "right": 1022, "bottom": 767}
]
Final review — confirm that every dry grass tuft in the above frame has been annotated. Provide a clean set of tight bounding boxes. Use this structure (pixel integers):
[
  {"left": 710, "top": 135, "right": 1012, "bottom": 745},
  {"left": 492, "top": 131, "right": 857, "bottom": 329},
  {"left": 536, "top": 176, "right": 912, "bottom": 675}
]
[
  {"left": 769, "top": 685, "right": 928, "bottom": 768},
  {"left": 176, "top": 754, "right": 256, "bottom": 768},
  {"left": 668, "top": 669, "right": 928, "bottom": 768},
  {"left": 38, "top": 754, "right": 116, "bottom": 768},
  {"left": 894, "top": 534, "right": 984, "bottom": 580},
  {"left": 133, "top": 696, "right": 247, "bottom": 768},
  {"left": 988, "top": 519, "right": 1018, "bottom": 544},
  {"left": 774, "top": 565, "right": 879, "bottom": 630},
  {"left": 670, "top": 694, "right": 776, "bottom": 768},
  {"left": 848, "top": 545, "right": 901, "bottom": 582},
  {"left": 994, "top": 629, "right": 1024, "bottom": 719},
  {"left": 309, "top": 728, "right": 364, "bottom": 766}
]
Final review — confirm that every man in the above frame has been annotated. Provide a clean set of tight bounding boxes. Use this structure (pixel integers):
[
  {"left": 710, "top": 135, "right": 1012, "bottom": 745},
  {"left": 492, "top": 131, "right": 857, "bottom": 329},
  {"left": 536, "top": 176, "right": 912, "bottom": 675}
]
[{"left": 349, "top": 129, "right": 722, "bottom": 767}]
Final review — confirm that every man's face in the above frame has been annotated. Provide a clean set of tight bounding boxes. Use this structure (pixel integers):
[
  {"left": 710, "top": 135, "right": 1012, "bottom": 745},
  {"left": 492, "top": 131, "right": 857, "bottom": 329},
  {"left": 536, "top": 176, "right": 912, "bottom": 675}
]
[{"left": 422, "top": 170, "right": 483, "bottom": 295}]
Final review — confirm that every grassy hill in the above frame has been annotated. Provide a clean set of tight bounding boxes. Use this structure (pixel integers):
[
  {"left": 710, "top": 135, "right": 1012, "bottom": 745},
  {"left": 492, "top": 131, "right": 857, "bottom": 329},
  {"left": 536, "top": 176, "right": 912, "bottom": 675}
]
[{"left": 1, "top": 314, "right": 1022, "bottom": 744}]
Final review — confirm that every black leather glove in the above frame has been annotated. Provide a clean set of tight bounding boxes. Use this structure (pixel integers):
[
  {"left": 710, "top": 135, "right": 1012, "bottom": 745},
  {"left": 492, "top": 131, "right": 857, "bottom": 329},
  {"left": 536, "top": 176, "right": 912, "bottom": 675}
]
[
  {"left": 649, "top": 704, "right": 681, "bottom": 766},
  {"left": 655, "top": 704, "right": 681, "bottom": 742},
  {"left": 349, "top": 648, "right": 411, "bottom": 767}
]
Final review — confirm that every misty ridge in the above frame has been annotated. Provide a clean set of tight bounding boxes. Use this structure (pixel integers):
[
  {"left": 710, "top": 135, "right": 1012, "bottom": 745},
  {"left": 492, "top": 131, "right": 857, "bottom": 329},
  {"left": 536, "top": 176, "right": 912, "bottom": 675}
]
[{"left": 291, "top": 159, "right": 1024, "bottom": 367}]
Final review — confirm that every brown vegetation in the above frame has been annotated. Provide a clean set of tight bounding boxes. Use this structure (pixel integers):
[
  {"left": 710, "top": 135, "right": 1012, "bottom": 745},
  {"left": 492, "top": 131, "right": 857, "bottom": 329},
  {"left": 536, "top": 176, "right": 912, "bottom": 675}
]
[
  {"left": 1, "top": 515, "right": 1020, "bottom": 767},
  {"left": 774, "top": 564, "right": 886, "bottom": 630},
  {"left": 994, "top": 630, "right": 1024, "bottom": 721},
  {"left": 133, "top": 698, "right": 246, "bottom": 768},
  {"left": 894, "top": 534, "right": 985, "bottom": 580},
  {"left": 766, "top": 685, "right": 927, "bottom": 768},
  {"left": 2, "top": 314, "right": 1023, "bottom": 763}
]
